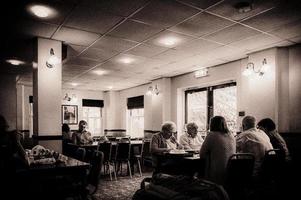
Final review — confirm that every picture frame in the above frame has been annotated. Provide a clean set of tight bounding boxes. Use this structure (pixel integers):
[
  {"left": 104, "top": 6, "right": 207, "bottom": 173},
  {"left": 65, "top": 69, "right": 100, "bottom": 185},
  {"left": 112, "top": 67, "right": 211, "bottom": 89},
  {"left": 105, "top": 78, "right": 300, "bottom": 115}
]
[{"left": 62, "top": 105, "right": 78, "bottom": 124}]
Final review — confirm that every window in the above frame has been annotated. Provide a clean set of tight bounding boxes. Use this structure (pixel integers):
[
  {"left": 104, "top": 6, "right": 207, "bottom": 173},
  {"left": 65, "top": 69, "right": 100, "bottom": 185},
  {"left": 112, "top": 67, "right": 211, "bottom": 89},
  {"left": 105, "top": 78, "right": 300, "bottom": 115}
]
[
  {"left": 126, "top": 95, "right": 144, "bottom": 138},
  {"left": 83, "top": 107, "right": 102, "bottom": 136},
  {"left": 185, "top": 82, "right": 237, "bottom": 134},
  {"left": 126, "top": 108, "right": 144, "bottom": 138},
  {"left": 82, "top": 99, "right": 104, "bottom": 137}
]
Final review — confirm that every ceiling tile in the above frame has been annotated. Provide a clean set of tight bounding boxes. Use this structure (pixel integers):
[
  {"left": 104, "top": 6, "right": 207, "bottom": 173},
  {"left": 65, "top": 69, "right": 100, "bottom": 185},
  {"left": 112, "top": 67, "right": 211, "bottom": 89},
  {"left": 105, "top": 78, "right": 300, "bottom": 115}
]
[
  {"left": 204, "top": 24, "right": 261, "bottom": 44},
  {"left": 242, "top": 3, "right": 301, "bottom": 32},
  {"left": 80, "top": 0, "right": 149, "bottom": 17},
  {"left": 170, "top": 12, "right": 234, "bottom": 37},
  {"left": 53, "top": 27, "right": 100, "bottom": 46},
  {"left": 268, "top": 20, "right": 301, "bottom": 40},
  {"left": 152, "top": 49, "right": 193, "bottom": 62},
  {"left": 91, "top": 35, "right": 138, "bottom": 52},
  {"left": 126, "top": 43, "right": 168, "bottom": 57},
  {"left": 109, "top": 20, "right": 163, "bottom": 42},
  {"left": 177, "top": 0, "right": 223, "bottom": 9},
  {"left": 146, "top": 30, "right": 195, "bottom": 48},
  {"left": 80, "top": 48, "right": 119, "bottom": 61},
  {"left": 65, "top": 44, "right": 87, "bottom": 58},
  {"left": 65, "top": 57, "right": 100, "bottom": 67},
  {"left": 132, "top": 0, "right": 199, "bottom": 28},
  {"left": 64, "top": 4, "right": 122, "bottom": 34},
  {"left": 208, "top": 0, "right": 279, "bottom": 21},
  {"left": 176, "top": 38, "right": 222, "bottom": 54},
  {"left": 229, "top": 33, "right": 282, "bottom": 51}
]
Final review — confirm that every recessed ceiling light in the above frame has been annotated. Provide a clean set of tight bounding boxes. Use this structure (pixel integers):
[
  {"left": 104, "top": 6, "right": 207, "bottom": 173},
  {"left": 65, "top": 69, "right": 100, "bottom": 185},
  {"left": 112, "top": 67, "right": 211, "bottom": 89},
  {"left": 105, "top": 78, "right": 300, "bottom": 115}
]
[
  {"left": 118, "top": 57, "right": 135, "bottom": 64},
  {"left": 158, "top": 36, "right": 181, "bottom": 47},
  {"left": 70, "top": 82, "right": 79, "bottom": 87},
  {"left": 107, "top": 86, "right": 113, "bottom": 90},
  {"left": 234, "top": 1, "right": 253, "bottom": 13},
  {"left": 28, "top": 4, "right": 54, "bottom": 18},
  {"left": 93, "top": 70, "right": 108, "bottom": 76},
  {"left": 6, "top": 59, "right": 25, "bottom": 66}
]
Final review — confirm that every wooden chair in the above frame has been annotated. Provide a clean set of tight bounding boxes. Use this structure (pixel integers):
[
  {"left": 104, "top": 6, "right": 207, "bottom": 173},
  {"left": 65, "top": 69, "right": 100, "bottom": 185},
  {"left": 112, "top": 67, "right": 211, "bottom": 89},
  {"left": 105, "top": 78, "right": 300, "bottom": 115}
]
[
  {"left": 113, "top": 139, "right": 132, "bottom": 178},
  {"left": 86, "top": 150, "right": 104, "bottom": 195},
  {"left": 97, "top": 142, "right": 116, "bottom": 181}
]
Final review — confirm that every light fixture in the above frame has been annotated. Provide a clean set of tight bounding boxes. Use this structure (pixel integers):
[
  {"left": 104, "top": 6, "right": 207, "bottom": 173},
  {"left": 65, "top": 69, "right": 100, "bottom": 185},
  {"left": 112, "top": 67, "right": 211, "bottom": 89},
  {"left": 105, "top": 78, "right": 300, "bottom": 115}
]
[
  {"left": 158, "top": 36, "right": 181, "bottom": 47},
  {"left": 63, "top": 93, "right": 77, "bottom": 102},
  {"left": 93, "top": 70, "right": 108, "bottom": 76},
  {"left": 70, "top": 82, "right": 79, "bottom": 87},
  {"left": 234, "top": 1, "right": 253, "bottom": 13},
  {"left": 242, "top": 58, "right": 269, "bottom": 77},
  {"left": 28, "top": 4, "right": 54, "bottom": 18},
  {"left": 118, "top": 57, "right": 135, "bottom": 64},
  {"left": 6, "top": 59, "right": 25, "bottom": 66},
  {"left": 46, "top": 48, "right": 60, "bottom": 68},
  {"left": 194, "top": 68, "right": 208, "bottom": 78},
  {"left": 146, "top": 84, "right": 160, "bottom": 95}
]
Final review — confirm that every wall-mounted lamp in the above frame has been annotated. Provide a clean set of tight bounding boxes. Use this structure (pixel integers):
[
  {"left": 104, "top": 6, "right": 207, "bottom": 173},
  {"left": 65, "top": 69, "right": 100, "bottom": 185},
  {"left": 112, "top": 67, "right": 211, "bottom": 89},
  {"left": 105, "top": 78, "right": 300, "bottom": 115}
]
[
  {"left": 146, "top": 84, "right": 160, "bottom": 95},
  {"left": 242, "top": 58, "right": 269, "bottom": 77},
  {"left": 46, "top": 48, "right": 60, "bottom": 68},
  {"left": 63, "top": 93, "right": 77, "bottom": 102}
]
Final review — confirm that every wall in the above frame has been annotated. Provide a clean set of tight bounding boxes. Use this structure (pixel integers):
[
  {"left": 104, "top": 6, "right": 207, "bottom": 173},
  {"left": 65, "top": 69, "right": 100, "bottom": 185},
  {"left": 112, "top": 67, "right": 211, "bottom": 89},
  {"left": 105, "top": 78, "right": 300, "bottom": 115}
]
[
  {"left": 103, "top": 91, "right": 121, "bottom": 130},
  {"left": 0, "top": 74, "right": 17, "bottom": 130}
]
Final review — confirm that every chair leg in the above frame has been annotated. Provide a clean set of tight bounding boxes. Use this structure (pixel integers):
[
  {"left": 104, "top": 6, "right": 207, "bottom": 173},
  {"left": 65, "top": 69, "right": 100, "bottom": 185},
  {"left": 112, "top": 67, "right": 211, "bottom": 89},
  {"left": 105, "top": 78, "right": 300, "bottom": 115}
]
[
  {"left": 108, "top": 163, "right": 112, "bottom": 181},
  {"left": 112, "top": 162, "right": 117, "bottom": 181},
  {"left": 128, "top": 160, "right": 132, "bottom": 179},
  {"left": 137, "top": 158, "right": 142, "bottom": 177}
]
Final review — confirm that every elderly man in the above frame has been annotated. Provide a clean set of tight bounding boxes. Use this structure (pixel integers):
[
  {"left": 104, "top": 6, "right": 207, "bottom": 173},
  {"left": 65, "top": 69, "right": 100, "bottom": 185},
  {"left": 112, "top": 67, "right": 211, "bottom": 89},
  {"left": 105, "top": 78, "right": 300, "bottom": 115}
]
[
  {"left": 150, "top": 121, "right": 183, "bottom": 173},
  {"left": 72, "top": 120, "right": 93, "bottom": 145},
  {"left": 180, "top": 122, "right": 204, "bottom": 150},
  {"left": 236, "top": 116, "right": 273, "bottom": 178}
]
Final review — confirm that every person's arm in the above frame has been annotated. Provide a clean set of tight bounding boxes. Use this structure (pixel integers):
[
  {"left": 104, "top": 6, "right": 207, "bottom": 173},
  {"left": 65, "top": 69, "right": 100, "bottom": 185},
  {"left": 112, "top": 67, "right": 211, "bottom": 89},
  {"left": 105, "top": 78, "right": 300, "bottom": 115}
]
[
  {"left": 179, "top": 134, "right": 191, "bottom": 150},
  {"left": 170, "top": 135, "right": 184, "bottom": 149},
  {"left": 150, "top": 135, "right": 169, "bottom": 154}
]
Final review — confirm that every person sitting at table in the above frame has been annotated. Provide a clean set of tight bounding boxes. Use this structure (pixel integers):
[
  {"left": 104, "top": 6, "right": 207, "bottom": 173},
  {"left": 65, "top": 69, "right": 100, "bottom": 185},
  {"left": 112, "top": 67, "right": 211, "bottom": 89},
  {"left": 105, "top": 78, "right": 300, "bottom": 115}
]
[
  {"left": 180, "top": 122, "right": 204, "bottom": 151},
  {"left": 0, "top": 115, "right": 28, "bottom": 171},
  {"left": 72, "top": 120, "right": 93, "bottom": 145},
  {"left": 199, "top": 116, "right": 236, "bottom": 185}
]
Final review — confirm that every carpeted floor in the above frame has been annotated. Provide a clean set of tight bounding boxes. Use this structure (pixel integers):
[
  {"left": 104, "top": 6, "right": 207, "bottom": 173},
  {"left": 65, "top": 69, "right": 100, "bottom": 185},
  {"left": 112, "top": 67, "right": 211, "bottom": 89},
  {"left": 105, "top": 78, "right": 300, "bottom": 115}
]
[{"left": 93, "top": 167, "right": 153, "bottom": 200}]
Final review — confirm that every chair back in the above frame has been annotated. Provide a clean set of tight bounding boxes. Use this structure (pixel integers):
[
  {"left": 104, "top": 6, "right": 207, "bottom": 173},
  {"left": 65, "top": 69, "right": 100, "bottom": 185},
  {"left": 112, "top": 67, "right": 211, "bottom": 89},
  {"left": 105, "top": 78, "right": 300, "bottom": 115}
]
[
  {"left": 142, "top": 139, "right": 151, "bottom": 157},
  {"left": 75, "top": 147, "right": 86, "bottom": 161},
  {"left": 97, "top": 142, "right": 112, "bottom": 162},
  {"left": 87, "top": 150, "right": 104, "bottom": 194},
  {"left": 115, "top": 141, "right": 131, "bottom": 161},
  {"left": 225, "top": 153, "right": 255, "bottom": 187},
  {"left": 261, "top": 149, "right": 285, "bottom": 181}
]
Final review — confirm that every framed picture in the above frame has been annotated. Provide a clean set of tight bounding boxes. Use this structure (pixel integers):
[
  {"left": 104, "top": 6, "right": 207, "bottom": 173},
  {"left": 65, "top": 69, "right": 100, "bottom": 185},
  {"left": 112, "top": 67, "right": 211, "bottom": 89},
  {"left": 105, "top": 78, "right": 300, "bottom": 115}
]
[{"left": 62, "top": 105, "right": 78, "bottom": 124}]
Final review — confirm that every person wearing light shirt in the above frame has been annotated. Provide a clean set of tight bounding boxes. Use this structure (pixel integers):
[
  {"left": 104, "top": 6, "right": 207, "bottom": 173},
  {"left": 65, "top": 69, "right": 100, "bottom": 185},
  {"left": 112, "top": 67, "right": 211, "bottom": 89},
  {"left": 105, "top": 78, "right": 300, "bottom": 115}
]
[{"left": 180, "top": 122, "right": 204, "bottom": 151}]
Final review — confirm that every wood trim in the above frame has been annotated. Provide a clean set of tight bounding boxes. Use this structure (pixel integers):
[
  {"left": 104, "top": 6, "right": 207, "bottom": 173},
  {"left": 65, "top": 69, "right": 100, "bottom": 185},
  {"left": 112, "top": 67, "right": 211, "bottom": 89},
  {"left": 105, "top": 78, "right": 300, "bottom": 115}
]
[
  {"left": 32, "top": 135, "right": 62, "bottom": 140},
  {"left": 104, "top": 129, "right": 126, "bottom": 132},
  {"left": 144, "top": 130, "right": 159, "bottom": 133}
]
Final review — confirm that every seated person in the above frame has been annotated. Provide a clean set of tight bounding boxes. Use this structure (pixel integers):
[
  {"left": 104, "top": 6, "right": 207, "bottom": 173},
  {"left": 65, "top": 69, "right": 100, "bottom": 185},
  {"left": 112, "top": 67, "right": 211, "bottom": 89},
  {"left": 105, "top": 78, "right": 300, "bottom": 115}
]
[
  {"left": 99, "top": 132, "right": 109, "bottom": 142},
  {"left": 62, "top": 123, "right": 72, "bottom": 142},
  {"left": 257, "top": 118, "right": 290, "bottom": 161},
  {"left": 72, "top": 120, "right": 93, "bottom": 145},
  {"left": 236, "top": 116, "right": 273, "bottom": 178},
  {"left": 180, "top": 122, "right": 204, "bottom": 151},
  {"left": 0, "top": 115, "right": 28, "bottom": 171},
  {"left": 150, "top": 121, "right": 183, "bottom": 173}
]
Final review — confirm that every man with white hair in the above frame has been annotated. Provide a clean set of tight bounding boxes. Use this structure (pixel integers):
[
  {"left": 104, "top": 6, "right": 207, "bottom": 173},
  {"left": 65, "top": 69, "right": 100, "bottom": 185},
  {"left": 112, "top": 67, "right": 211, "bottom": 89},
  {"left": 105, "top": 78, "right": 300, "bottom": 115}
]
[{"left": 236, "top": 115, "right": 273, "bottom": 178}]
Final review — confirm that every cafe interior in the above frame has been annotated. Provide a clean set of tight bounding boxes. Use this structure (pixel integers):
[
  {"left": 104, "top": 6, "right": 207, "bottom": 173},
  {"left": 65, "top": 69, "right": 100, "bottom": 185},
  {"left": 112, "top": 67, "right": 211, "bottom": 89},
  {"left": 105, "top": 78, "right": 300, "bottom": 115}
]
[{"left": 1, "top": 0, "right": 301, "bottom": 199}]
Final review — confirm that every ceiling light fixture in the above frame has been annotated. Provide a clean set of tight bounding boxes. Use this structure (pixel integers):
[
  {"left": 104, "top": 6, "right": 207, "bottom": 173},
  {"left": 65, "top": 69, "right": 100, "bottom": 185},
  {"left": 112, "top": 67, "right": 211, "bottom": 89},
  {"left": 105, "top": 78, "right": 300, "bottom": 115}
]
[
  {"left": 234, "top": 1, "right": 253, "bottom": 13},
  {"left": 242, "top": 58, "right": 269, "bottom": 77},
  {"left": 46, "top": 48, "right": 60, "bottom": 68},
  {"left": 118, "top": 57, "right": 134, "bottom": 64},
  {"left": 29, "top": 5, "right": 53, "bottom": 18},
  {"left": 93, "top": 70, "right": 107, "bottom": 76},
  {"left": 70, "top": 82, "right": 79, "bottom": 87},
  {"left": 6, "top": 59, "right": 25, "bottom": 66},
  {"left": 158, "top": 36, "right": 180, "bottom": 47},
  {"left": 146, "top": 84, "right": 160, "bottom": 95}
]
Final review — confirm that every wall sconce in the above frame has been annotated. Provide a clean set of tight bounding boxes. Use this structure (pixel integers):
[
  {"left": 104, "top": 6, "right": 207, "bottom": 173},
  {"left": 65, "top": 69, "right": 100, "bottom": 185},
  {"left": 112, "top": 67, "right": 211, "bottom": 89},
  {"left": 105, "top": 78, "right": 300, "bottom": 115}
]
[
  {"left": 146, "top": 84, "right": 160, "bottom": 95},
  {"left": 63, "top": 93, "right": 77, "bottom": 102},
  {"left": 242, "top": 58, "right": 269, "bottom": 77},
  {"left": 46, "top": 48, "right": 60, "bottom": 68}
]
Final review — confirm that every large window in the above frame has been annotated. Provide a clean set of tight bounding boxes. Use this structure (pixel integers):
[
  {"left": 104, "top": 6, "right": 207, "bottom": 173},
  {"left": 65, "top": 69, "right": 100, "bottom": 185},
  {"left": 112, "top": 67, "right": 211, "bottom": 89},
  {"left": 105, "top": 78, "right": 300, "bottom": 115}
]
[
  {"left": 83, "top": 107, "right": 102, "bottom": 136},
  {"left": 185, "top": 82, "right": 237, "bottom": 134},
  {"left": 126, "top": 108, "right": 144, "bottom": 138},
  {"left": 82, "top": 99, "right": 104, "bottom": 137},
  {"left": 127, "top": 95, "right": 144, "bottom": 138}
]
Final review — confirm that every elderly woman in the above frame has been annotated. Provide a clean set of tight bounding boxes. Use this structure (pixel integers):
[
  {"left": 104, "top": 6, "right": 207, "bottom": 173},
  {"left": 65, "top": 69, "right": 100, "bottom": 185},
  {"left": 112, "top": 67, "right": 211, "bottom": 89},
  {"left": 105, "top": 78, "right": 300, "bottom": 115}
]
[
  {"left": 180, "top": 122, "right": 204, "bottom": 150},
  {"left": 199, "top": 116, "right": 236, "bottom": 185}
]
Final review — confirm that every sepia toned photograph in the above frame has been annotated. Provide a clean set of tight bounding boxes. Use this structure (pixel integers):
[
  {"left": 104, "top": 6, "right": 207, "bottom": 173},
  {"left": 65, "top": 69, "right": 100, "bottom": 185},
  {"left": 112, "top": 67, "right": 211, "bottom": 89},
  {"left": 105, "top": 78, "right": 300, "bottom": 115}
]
[{"left": 62, "top": 105, "right": 78, "bottom": 125}]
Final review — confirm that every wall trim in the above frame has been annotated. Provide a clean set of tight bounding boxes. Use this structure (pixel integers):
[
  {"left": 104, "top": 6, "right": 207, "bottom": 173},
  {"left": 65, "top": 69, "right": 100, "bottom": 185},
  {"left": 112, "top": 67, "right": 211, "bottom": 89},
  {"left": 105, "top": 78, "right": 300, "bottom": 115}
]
[
  {"left": 144, "top": 130, "right": 159, "bottom": 133},
  {"left": 32, "top": 135, "right": 62, "bottom": 140},
  {"left": 104, "top": 129, "right": 126, "bottom": 132}
]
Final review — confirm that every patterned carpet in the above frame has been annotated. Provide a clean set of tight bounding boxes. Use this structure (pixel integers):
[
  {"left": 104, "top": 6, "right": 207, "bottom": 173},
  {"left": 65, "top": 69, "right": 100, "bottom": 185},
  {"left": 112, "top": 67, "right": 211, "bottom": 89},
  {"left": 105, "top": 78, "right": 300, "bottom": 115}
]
[{"left": 93, "top": 167, "right": 153, "bottom": 200}]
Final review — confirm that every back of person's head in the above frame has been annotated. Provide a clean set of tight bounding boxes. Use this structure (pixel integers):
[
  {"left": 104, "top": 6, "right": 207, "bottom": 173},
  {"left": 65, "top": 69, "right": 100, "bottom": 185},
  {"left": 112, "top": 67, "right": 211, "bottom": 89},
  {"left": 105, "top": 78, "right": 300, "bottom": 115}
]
[
  {"left": 242, "top": 116, "right": 256, "bottom": 131},
  {"left": 0, "top": 115, "right": 9, "bottom": 132},
  {"left": 209, "top": 116, "right": 229, "bottom": 134},
  {"left": 161, "top": 121, "right": 177, "bottom": 133},
  {"left": 62, "top": 123, "right": 70, "bottom": 133},
  {"left": 257, "top": 118, "right": 276, "bottom": 132}
]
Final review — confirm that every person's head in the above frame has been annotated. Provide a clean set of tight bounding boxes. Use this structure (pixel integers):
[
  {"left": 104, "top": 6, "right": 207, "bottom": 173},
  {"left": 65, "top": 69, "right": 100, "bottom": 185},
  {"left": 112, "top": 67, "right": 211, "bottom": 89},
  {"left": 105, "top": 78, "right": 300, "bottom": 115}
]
[
  {"left": 209, "top": 116, "right": 229, "bottom": 134},
  {"left": 161, "top": 121, "right": 177, "bottom": 139},
  {"left": 242, "top": 116, "right": 256, "bottom": 131},
  {"left": 78, "top": 120, "right": 88, "bottom": 132},
  {"left": 186, "top": 122, "right": 198, "bottom": 138},
  {"left": 0, "top": 115, "right": 9, "bottom": 132},
  {"left": 62, "top": 123, "right": 70, "bottom": 133},
  {"left": 257, "top": 118, "right": 276, "bottom": 133}
]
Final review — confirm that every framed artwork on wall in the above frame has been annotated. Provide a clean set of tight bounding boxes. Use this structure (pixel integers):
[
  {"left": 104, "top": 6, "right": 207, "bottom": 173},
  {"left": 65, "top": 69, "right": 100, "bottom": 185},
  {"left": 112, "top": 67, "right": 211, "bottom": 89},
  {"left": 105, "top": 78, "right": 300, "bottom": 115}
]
[{"left": 62, "top": 105, "right": 78, "bottom": 124}]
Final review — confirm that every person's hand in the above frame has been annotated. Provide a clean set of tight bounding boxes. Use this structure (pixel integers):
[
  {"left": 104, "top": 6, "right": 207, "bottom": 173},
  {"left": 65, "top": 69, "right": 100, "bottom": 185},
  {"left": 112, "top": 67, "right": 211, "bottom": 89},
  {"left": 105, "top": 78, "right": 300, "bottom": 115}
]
[{"left": 177, "top": 144, "right": 184, "bottom": 150}]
